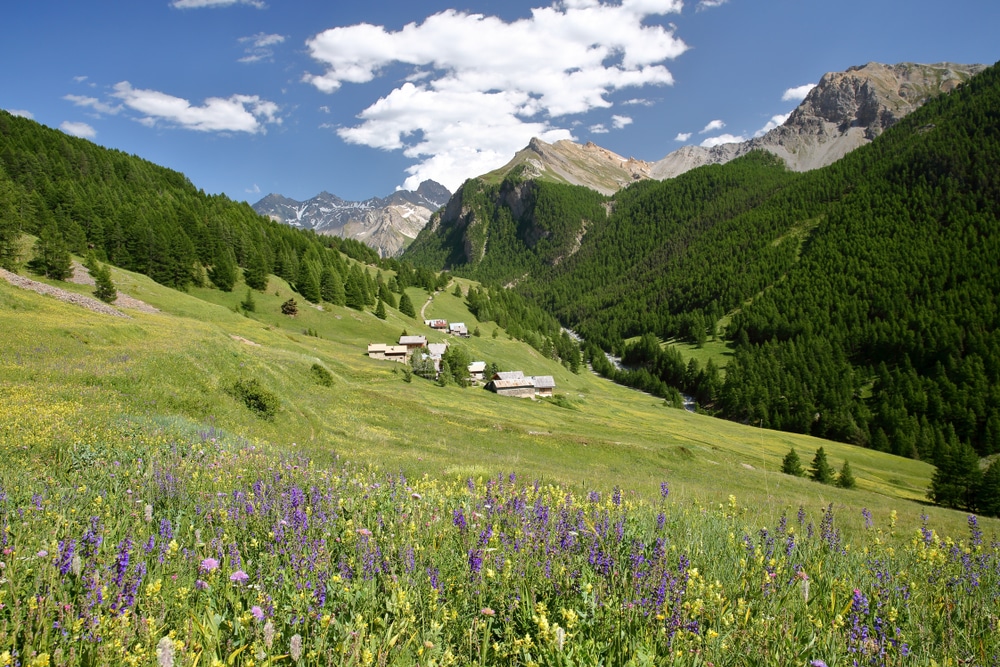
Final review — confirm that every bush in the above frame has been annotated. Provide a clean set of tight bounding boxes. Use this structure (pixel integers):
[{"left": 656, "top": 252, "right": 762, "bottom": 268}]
[
  {"left": 230, "top": 378, "right": 279, "bottom": 420},
  {"left": 310, "top": 363, "right": 334, "bottom": 387},
  {"left": 240, "top": 289, "right": 256, "bottom": 313},
  {"left": 281, "top": 298, "right": 298, "bottom": 316}
]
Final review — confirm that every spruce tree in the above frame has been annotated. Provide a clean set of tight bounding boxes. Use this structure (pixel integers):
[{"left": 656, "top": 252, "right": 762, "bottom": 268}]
[
  {"left": 375, "top": 299, "right": 387, "bottom": 320},
  {"left": 781, "top": 448, "right": 804, "bottom": 476},
  {"left": 320, "top": 266, "right": 346, "bottom": 306},
  {"left": 809, "top": 447, "right": 834, "bottom": 485},
  {"left": 836, "top": 460, "right": 856, "bottom": 489},
  {"left": 92, "top": 263, "right": 117, "bottom": 304},
  {"left": 27, "top": 222, "right": 72, "bottom": 280},
  {"left": 240, "top": 288, "right": 256, "bottom": 313},
  {"left": 978, "top": 459, "right": 1000, "bottom": 518},
  {"left": 243, "top": 249, "right": 269, "bottom": 291},
  {"left": 399, "top": 291, "right": 416, "bottom": 318},
  {"left": 345, "top": 266, "right": 366, "bottom": 310},
  {"left": 208, "top": 248, "right": 238, "bottom": 292}
]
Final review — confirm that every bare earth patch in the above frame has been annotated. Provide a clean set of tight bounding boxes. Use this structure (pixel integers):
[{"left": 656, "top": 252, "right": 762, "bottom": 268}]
[
  {"left": 66, "top": 262, "right": 160, "bottom": 314},
  {"left": 1, "top": 267, "right": 130, "bottom": 318}
]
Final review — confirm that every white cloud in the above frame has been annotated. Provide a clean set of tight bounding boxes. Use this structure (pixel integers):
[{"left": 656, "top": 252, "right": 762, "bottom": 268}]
[
  {"left": 112, "top": 82, "right": 280, "bottom": 133},
  {"left": 696, "top": 0, "right": 728, "bottom": 10},
  {"left": 7, "top": 109, "right": 34, "bottom": 119},
  {"left": 611, "top": 114, "right": 633, "bottom": 129},
  {"left": 699, "top": 119, "right": 725, "bottom": 134},
  {"left": 753, "top": 112, "right": 790, "bottom": 137},
  {"left": 64, "top": 94, "right": 122, "bottom": 115},
  {"left": 674, "top": 131, "right": 691, "bottom": 142},
  {"left": 170, "top": 0, "right": 265, "bottom": 8},
  {"left": 73, "top": 75, "right": 88, "bottom": 83},
  {"left": 305, "top": 0, "right": 688, "bottom": 190},
  {"left": 700, "top": 132, "right": 745, "bottom": 148},
  {"left": 622, "top": 98, "right": 653, "bottom": 106},
  {"left": 590, "top": 124, "right": 609, "bottom": 134},
  {"left": 782, "top": 83, "right": 816, "bottom": 102},
  {"left": 246, "top": 183, "right": 261, "bottom": 194},
  {"left": 238, "top": 32, "right": 285, "bottom": 63},
  {"left": 60, "top": 121, "right": 96, "bottom": 138}
]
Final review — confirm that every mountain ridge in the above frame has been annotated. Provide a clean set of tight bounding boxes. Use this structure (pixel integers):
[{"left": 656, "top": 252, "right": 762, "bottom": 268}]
[{"left": 253, "top": 180, "right": 451, "bottom": 258}]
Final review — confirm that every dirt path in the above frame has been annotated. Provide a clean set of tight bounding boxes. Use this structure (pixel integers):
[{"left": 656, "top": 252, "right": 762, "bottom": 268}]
[{"left": 66, "top": 261, "right": 160, "bottom": 314}]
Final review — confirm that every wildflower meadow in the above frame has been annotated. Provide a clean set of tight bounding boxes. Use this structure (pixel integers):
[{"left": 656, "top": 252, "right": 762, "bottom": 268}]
[{"left": 0, "top": 415, "right": 996, "bottom": 667}]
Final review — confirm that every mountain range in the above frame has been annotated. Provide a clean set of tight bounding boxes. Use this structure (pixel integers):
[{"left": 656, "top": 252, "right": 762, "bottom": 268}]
[{"left": 252, "top": 180, "right": 451, "bottom": 258}]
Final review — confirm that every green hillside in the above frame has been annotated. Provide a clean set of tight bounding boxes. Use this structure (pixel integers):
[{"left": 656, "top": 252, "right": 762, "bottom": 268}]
[{"left": 404, "top": 62, "right": 1000, "bottom": 514}]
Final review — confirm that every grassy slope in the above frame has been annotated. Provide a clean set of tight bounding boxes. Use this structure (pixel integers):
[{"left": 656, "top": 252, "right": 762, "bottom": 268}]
[{"left": 0, "top": 261, "right": 988, "bottom": 539}]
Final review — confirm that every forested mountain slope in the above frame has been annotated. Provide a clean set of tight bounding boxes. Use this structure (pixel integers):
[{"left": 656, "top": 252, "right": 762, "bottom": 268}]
[
  {"left": 405, "top": 62, "right": 1000, "bottom": 474},
  {"left": 0, "top": 111, "right": 380, "bottom": 294}
]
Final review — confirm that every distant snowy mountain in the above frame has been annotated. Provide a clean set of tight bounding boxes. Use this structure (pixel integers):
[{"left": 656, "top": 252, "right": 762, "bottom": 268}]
[{"left": 253, "top": 180, "right": 451, "bottom": 257}]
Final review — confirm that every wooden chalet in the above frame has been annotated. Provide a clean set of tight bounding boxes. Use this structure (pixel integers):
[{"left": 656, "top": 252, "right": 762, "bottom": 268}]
[
  {"left": 399, "top": 335, "right": 427, "bottom": 350},
  {"left": 367, "top": 343, "right": 408, "bottom": 363},
  {"left": 485, "top": 375, "right": 536, "bottom": 398},
  {"left": 468, "top": 361, "right": 487, "bottom": 382},
  {"left": 530, "top": 375, "right": 556, "bottom": 397}
]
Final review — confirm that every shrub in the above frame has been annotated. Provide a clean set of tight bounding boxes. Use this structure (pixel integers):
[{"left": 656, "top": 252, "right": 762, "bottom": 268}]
[
  {"left": 230, "top": 378, "right": 279, "bottom": 420},
  {"left": 281, "top": 298, "right": 298, "bottom": 316},
  {"left": 310, "top": 363, "right": 334, "bottom": 387}
]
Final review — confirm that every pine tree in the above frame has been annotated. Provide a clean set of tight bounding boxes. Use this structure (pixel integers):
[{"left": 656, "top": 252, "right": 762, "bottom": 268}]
[
  {"left": 281, "top": 298, "right": 298, "bottom": 316},
  {"left": 781, "top": 448, "right": 804, "bottom": 476},
  {"left": 320, "top": 266, "right": 346, "bottom": 306},
  {"left": 978, "top": 459, "right": 1000, "bottom": 518},
  {"left": 243, "top": 249, "right": 269, "bottom": 291},
  {"left": 837, "top": 460, "right": 856, "bottom": 489},
  {"left": 809, "top": 447, "right": 834, "bottom": 485},
  {"left": 92, "top": 263, "right": 117, "bottom": 304},
  {"left": 375, "top": 299, "right": 387, "bottom": 320},
  {"left": 453, "top": 283, "right": 463, "bottom": 297},
  {"left": 929, "top": 442, "right": 982, "bottom": 510},
  {"left": 208, "top": 248, "right": 238, "bottom": 292},
  {"left": 398, "top": 291, "right": 416, "bottom": 318},
  {"left": 27, "top": 222, "right": 72, "bottom": 280},
  {"left": 345, "top": 266, "right": 366, "bottom": 310},
  {"left": 241, "top": 288, "right": 256, "bottom": 313}
]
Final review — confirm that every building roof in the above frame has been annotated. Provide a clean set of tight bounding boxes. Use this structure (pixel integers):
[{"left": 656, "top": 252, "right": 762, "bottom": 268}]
[
  {"left": 489, "top": 379, "right": 535, "bottom": 390},
  {"left": 399, "top": 335, "right": 427, "bottom": 346},
  {"left": 531, "top": 375, "right": 556, "bottom": 389},
  {"left": 449, "top": 322, "right": 467, "bottom": 331},
  {"left": 494, "top": 371, "right": 525, "bottom": 381},
  {"left": 427, "top": 343, "right": 448, "bottom": 358},
  {"left": 384, "top": 345, "right": 408, "bottom": 355},
  {"left": 367, "top": 343, "right": 387, "bottom": 353},
  {"left": 468, "top": 361, "right": 487, "bottom": 373}
]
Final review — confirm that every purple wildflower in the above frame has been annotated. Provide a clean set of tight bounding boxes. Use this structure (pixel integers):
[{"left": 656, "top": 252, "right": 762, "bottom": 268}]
[
  {"left": 230, "top": 570, "right": 249, "bottom": 584},
  {"left": 251, "top": 605, "right": 264, "bottom": 621},
  {"left": 200, "top": 557, "right": 219, "bottom": 572}
]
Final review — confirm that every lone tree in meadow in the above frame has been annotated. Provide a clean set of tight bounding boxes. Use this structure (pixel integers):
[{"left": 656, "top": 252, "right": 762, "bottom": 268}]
[
  {"left": 809, "top": 447, "right": 835, "bottom": 485},
  {"left": 781, "top": 448, "right": 804, "bottom": 477},
  {"left": 375, "top": 299, "right": 387, "bottom": 320},
  {"left": 281, "top": 298, "right": 298, "bottom": 316},
  {"left": 837, "top": 460, "right": 856, "bottom": 489},
  {"left": 92, "top": 263, "right": 117, "bottom": 304},
  {"left": 27, "top": 222, "right": 72, "bottom": 280}
]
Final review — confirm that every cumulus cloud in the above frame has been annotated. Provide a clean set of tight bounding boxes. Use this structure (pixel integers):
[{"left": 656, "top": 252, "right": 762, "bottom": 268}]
[
  {"left": 700, "top": 132, "right": 744, "bottom": 148},
  {"left": 170, "top": 0, "right": 265, "bottom": 8},
  {"left": 674, "top": 131, "right": 691, "bottom": 142},
  {"left": 590, "top": 124, "right": 609, "bottom": 134},
  {"left": 782, "top": 83, "right": 816, "bottom": 102},
  {"left": 696, "top": 0, "right": 728, "bottom": 10},
  {"left": 64, "top": 94, "right": 122, "bottom": 115},
  {"left": 7, "top": 109, "right": 34, "bottom": 119},
  {"left": 60, "top": 121, "right": 96, "bottom": 138},
  {"left": 305, "top": 0, "right": 688, "bottom": 190},
  {"left": 239, "top": 32, "right": 285, "bottom": 63},
  {"left": 111, "top": 82, "right": 280, "bottom": 133},
  {"left": 699, "top": 119, "right": 725, "bottom": 134},
  {"left": 753, "top": 112, "right": 790, "bottom": 137},
  {"left": 611, "top": 114, "right": 633, "bottom": 129}
]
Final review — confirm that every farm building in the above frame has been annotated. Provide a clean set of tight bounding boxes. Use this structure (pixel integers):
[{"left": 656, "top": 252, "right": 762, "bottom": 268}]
[
  {"left": 449, "top": 322, "right": 469, "bottom": 337},
  {"left": 367, "top": 343, "right": 409, "bottom": 363},
  {"left": 425, "top": 319, "right": 449, "bottom": 330},
  {"left": 530, "top": 375, "right": 556, "bottom": 397},
  {"left": 468, "top": 361, "right": 487, "bottom": 382},
  {"left": 493, "top": 371, "right": 525, "bottom": 381},
  {"left": 426, "top": 343, "right": 448, "bottom": 372},
  {"left": 399, "top": 335, "right": 427, "bottom": 350},
  {"left": 485, "top": 376, "right": 537, "bottom": 398}
]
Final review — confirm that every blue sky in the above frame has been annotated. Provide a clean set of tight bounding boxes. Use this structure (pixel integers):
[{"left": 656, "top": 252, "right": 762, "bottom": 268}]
[{"left": 4, "top": 1, "right": 997, "bottom": 203}]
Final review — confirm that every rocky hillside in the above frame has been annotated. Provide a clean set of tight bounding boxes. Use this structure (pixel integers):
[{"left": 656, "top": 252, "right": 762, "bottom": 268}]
[
  {"left": 481, "top": 137, "right": 652, "bottom": 195},
  {"left": 253, "top": 180, "right": 451, "bottom": 257},
  {"left": 651, "top": 61, "right": 985, "bottom": 178}
]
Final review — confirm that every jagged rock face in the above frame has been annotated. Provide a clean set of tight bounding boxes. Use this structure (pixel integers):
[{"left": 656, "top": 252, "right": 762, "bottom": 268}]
[
  {"left": 651, "top": 61, "right": 986, "bottom": 179},
  {"left": 253, "top": 180, "right": 451, "bottom": 257}
]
